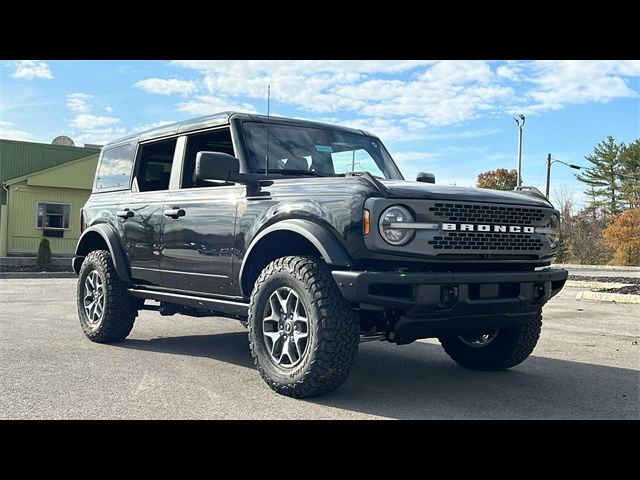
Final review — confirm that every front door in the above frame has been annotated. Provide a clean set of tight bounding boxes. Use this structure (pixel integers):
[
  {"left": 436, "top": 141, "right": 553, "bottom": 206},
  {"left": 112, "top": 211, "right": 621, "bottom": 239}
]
[
  {"left": 158, "top": 126, "right": 242, "bottom": 297},
  {"left": 160, "top": 186, "right": 243, "bottom": 296}
]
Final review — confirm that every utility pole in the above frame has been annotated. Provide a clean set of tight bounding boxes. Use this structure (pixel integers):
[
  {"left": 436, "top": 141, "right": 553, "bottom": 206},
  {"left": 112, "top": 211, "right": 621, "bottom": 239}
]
[
  {"left": 546, "top": 153, "right": 552, "bottom": 199},
  {"left": 545, "top": 153, "right": 582, "bottom": 199},
  {"left": 513, "top": 114, "right": 526, "bottom": 187}
]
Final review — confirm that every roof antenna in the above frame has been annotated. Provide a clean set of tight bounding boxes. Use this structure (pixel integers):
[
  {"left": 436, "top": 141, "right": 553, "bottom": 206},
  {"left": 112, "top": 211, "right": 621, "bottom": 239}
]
[{"left": 265, "top": 85, "right": 271, "bottom": 175}]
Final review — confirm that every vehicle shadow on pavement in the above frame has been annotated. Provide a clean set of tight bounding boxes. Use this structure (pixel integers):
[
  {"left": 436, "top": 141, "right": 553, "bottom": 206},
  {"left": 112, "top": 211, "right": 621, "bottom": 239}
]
[
  {"left": 118, "top": 333, "right": 638, "bottom": 419},
  {"left": 122, "top": 332, "right": 255, "bottom": 369},
  {"left": 314, "top": 341, "right": 639, "bottom": 419}
]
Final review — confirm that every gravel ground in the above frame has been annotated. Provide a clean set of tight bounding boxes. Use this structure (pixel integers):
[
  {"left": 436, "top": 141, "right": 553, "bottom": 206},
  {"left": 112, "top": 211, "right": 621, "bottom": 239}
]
[{"left": 596, "top": 285, "right": 640, "bottom": 295}]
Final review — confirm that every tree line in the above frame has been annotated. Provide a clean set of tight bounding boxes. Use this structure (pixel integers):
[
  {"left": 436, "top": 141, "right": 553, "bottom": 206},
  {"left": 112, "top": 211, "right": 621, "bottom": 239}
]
[{"left": 476, "top": 137, "right": 640, "bottom": 266}]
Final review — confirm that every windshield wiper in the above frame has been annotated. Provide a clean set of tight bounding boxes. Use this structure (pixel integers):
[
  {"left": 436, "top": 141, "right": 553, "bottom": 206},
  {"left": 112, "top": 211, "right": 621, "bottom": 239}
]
[{"left": 257, "top": 169, "right": 331, "bottom": 177}]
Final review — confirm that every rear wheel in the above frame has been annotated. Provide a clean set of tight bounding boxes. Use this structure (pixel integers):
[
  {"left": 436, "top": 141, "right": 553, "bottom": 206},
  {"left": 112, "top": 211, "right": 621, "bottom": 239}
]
[
  {"left": 77, "top": 250, "right": 137, "bottom": 343},
  {"left": 248, "top": 256, "right": 359, "bottom": 398},
  {"left": 439, "top": 312, "right": 542, "bottom": 371}
]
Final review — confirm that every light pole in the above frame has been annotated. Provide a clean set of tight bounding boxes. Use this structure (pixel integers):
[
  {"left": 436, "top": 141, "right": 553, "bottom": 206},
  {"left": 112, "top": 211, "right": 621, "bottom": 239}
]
[
  {"left": 545, "top": 153, "right": 581, "bottom": 198},
  {"left": 513, "top": 114, "right": 525, "bottom": 187}
]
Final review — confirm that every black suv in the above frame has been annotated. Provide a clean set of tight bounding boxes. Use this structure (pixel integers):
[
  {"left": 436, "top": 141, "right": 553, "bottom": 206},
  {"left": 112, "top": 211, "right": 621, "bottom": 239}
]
[{"left": 74, "top": 112, "right": 567, "bottom": 398}]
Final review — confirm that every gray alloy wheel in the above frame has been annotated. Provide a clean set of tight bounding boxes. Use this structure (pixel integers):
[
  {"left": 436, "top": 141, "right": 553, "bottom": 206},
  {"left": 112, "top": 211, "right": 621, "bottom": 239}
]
[
  {"left": 77, "top": 250, "right": 137, "bottom": 343},
  {"left": 83, "top": 269, "right": 105, "bottom": 329},
  {"left": 262, "top": 286, "right": 309, "bottom": 368}
]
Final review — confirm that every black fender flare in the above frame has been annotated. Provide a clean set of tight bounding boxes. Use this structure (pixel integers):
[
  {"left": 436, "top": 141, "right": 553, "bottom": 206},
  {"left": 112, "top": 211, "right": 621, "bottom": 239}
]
[
  {"left": 238, "top": 219, "right": 352, "bottom": 297},
  {"left": 73, "top": 224, "right": 132, "bottom": 283}
]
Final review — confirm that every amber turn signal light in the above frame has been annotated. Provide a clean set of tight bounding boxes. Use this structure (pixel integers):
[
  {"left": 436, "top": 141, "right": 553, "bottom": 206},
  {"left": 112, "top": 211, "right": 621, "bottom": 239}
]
[{"left": 363, "top": 209, "right": 370, "bottom": 236}]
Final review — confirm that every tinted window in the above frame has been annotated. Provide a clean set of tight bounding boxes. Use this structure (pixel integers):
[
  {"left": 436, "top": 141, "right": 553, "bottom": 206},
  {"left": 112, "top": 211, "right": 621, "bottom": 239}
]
[
  {"left": 133, "top": 138, "right": 176, "bottom": 192},
  {"left": 242, "top": 122, "right": 402, "bottom": 179},
  {"left": 95, "top": 144, "right": 135, "bottom": 191},
  {"left": 182, "top": 128, "right": 235, "bottom": 188}
]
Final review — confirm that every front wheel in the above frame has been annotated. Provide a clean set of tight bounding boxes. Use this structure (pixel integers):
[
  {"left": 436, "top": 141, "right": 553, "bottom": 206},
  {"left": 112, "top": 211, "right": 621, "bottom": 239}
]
[
  {"left": 77, "top": 250, "right": 138, "bottom": 343},
  {"left": 439, "top": 312, "right": 542, "bottom": 371},
  {"left": 248, "top": 256, "right": 359, "bottom": 398}
]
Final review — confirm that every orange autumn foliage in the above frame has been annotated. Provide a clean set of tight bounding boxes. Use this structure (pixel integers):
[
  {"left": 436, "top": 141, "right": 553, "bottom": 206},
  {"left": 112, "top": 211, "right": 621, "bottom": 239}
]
[{"left": 603, "top": 208, "right": 640, "bottom": 265}]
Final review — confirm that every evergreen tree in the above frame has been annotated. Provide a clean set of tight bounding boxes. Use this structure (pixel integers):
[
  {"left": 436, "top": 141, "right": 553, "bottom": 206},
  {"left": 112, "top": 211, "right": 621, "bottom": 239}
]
[
  {"left": 36, "top": 237, "right": 52, "bottom": 269},
  {"left": 576, "top": 136, "right": 624, "bottom": 217},
  {"left": 620, "top": 139, "right": 640, "bottom": 209}
]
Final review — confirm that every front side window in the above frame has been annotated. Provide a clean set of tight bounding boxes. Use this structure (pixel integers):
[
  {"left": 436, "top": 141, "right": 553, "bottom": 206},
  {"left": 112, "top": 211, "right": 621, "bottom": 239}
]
[
  {"left": 95, "top": 143, "right": 135, "bottom": 191},
  {"left": 182, "top": 128, "right": 235, "bottom": 188},
  {"left": 36, "top": 202, "right": 71, "bottom": 229},
  {"left": 241, "top": 122, "right": 403, "bottom": 179}
]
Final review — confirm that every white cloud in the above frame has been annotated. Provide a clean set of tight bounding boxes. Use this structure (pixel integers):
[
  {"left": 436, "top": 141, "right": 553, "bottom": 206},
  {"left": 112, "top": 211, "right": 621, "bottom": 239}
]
[
  {"left": 134, "top": 78, "right": 198, "bottom": 95},
  {"left": 71, "top": 114, "right": 120, "bottom": 129},
  {"left": 74, "top": 127, "right": 127, "bottom": 146},
  {"left": 176, "top": 95, "right": 257, "bottom": 115},
  {"left": 496, "top": 65, "right": 520, "bottom": 81},
  {"left": 134, "top": 120, "right": 176, "bottom": 132},
  {"left": 0, "top": 121, "right": 35, "bottom": 141},
  {"left": 66, "top": 93, "right": 93, "bottom": 113},
  {"left": 166, "top": 60, "right": 514, "bottom": 127},
  {"left": 164, "top": 60, "right": 640, "bottom": 130},
  {"left": 10, "top": 60, "right": 53, "bottom": 80},
  {"left": 514, "top": 60, "right": 639, "bottom": 114},
  {"left": 65, "top": 94, "right": 124, "bottom": 145}
]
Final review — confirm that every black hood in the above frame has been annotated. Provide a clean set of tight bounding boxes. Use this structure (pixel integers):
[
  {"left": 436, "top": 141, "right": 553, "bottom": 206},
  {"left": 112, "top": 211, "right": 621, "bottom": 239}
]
[{"left": 378, "top": 179, "right": 553, "bottom": 208}]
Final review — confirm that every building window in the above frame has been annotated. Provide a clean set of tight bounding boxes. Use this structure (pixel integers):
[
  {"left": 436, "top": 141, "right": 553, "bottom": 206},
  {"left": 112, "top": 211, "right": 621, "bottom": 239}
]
[{"left": 36, "top": 202, "right": 71, "bottom": 230}]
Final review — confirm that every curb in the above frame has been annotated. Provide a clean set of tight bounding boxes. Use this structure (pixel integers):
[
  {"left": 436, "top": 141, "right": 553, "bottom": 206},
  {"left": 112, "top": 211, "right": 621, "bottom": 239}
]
[
  {"left": 0, "top": 272, "right": 76, "bottom": 279},
  {"left": 576, "top": 291, "right": 640, "bottom": 304},
  {"left": 565, "top": 280, "right": 632, "bottom": 289}
]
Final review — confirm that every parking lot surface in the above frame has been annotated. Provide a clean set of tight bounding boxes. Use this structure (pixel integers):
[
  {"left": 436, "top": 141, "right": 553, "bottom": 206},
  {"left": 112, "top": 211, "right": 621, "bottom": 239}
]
[{"left": 1, "top": 278, "right": 638, "bottom": 419}]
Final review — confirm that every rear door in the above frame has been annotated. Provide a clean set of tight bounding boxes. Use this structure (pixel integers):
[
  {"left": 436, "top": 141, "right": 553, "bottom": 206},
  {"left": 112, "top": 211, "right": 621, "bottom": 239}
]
[
  {"left": 159, "top": 127, "right": 243, "bottom": 297},
  {"left": 119, "top": 137, "right": 178, "bottom": 286}
]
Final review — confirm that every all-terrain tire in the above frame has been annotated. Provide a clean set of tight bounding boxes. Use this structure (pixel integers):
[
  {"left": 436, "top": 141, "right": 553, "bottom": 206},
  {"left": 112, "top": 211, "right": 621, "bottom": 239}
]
[
  {"left": 248, "top": 256, "right": 359, "bottom": 398},
  {"left": 439, "top": 311, "right": 542, "bottom": 371},
  {"left": 77, "top": 250, "right": 137, "bottom": 343}
]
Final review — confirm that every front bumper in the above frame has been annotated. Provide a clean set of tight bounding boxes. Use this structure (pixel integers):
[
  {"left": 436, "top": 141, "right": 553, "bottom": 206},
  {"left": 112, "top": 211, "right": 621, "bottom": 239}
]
[{"left": 332, "top": 268, "right": 568, "bottom": 343}]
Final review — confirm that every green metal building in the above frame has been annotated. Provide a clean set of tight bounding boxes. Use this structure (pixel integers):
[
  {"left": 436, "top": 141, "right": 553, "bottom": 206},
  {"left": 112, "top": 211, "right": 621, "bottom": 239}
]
[{"left": 0, "top": 139, "right": 100, "bottom": 257}]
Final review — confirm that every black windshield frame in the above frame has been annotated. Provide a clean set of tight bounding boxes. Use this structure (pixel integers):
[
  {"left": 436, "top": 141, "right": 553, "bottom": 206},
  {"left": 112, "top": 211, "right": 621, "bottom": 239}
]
[{"left": 240, "top": 121, "right": 404, "bottom": 180}]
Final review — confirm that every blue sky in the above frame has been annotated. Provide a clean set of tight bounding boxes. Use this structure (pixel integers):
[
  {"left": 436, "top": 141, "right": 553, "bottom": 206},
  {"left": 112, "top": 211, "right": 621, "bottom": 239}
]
[{"left": 2, "top": 60, "right": 638, "bottom": 207}]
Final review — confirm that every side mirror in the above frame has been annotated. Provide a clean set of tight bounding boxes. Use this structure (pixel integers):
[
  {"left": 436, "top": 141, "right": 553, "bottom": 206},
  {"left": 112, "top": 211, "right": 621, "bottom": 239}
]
[
  {"left": 194, "top": 151, "right": 240, "bottom": 185},
  {"left": 416, "top": 172, "right": 435, "bottom": 184}
]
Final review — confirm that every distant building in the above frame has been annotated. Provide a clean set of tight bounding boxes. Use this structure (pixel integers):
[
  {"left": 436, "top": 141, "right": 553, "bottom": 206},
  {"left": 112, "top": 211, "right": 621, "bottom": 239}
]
[{"left": 0, "top": 139, "right": 100, "bottom": 257}]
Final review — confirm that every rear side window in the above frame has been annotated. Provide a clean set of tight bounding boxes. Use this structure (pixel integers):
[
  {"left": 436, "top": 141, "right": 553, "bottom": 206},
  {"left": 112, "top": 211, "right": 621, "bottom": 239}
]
[
  {"left": 95, "top": 143, "right": 135, "bottom": 191},
  {"left": 133, "top": 138, "right": 177, "bottom": 192}
]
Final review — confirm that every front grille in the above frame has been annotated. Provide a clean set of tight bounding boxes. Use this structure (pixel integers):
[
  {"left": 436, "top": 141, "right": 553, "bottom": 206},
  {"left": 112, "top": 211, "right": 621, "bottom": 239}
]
[
  {"left": 428, "top": 232, "right": 545, "bottom": 251},
  {"left": 429, "top": 203, "right": 545, "bottom": 225}
]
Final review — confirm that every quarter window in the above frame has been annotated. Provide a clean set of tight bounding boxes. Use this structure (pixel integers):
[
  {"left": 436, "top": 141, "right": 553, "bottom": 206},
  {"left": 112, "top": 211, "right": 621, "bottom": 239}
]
[{"left": 95, "top": 144, "right": 135, "bottom": 191}]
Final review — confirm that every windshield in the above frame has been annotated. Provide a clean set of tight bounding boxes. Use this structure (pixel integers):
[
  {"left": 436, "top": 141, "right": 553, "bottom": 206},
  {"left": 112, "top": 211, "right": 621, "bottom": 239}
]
[{"left": 241, "top": 122, "right": 403, "bottom": 179}]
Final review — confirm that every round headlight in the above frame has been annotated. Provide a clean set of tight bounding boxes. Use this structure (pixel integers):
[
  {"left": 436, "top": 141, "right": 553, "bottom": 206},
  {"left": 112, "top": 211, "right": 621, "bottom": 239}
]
[
  {"left": 546, "top": 214, "right": 560, "bottom": 248},
  {"left": 379, "top": 206, "right": 415, "bottom": 246}
]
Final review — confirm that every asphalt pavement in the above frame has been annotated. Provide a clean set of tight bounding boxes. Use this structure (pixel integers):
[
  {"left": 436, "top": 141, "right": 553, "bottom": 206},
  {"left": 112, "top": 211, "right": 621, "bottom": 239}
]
[{"left": 1, "top": 278, "right": 638, "bottom": 419}]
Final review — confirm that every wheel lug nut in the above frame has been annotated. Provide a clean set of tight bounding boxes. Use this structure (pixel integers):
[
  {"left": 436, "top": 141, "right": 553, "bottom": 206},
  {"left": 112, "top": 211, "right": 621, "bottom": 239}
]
[
  {"left": 294, "top": 325, "right": 298, "bottom": 330},
  {"left": 279, "top": 325, "right": 283, "bottom": 329}
]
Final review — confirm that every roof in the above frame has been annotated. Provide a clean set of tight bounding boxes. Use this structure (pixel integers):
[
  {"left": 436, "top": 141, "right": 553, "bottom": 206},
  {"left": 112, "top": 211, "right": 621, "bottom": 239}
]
[
  {"left": 0, "top": 139, "right": 101, "bottom": 203},
  {"left": 107, "top": 111, "right": 375, "bottom": 147},
  {"left": 5, "top": 152, "right": 99, "bottom": 190}
]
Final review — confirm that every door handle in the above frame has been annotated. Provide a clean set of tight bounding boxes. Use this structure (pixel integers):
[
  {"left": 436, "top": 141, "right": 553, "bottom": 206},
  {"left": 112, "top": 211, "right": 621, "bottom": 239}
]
[
  {"left": 117, "top": 209, "right": 134, "bottom": 219},
  {"left": 164, "top": 208, "right": 186, "bottom": 219}
]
